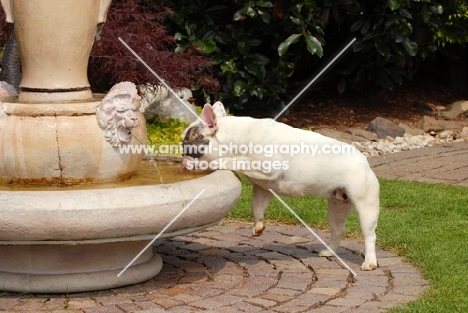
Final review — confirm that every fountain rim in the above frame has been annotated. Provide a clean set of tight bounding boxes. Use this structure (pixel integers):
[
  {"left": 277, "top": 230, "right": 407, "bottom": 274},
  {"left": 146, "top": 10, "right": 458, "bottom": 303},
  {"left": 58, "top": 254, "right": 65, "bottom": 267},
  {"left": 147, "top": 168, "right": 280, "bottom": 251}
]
[{"left": 0, "top": 220, "right": 222, "bottom": 246}]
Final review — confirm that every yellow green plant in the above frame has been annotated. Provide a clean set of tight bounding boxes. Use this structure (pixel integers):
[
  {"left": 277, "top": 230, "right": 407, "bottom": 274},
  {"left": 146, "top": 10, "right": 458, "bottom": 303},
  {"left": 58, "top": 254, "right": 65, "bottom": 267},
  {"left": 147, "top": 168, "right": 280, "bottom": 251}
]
[{"left": 146, "top": 118, "right": 189, "bottom": 155}]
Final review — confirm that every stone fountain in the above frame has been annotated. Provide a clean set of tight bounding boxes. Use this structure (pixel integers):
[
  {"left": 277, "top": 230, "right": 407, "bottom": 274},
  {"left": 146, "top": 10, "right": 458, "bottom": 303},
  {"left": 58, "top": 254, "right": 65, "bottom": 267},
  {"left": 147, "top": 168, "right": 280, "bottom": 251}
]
[{"left": 0, "top": 0, "right": 241, "bottom": 293}]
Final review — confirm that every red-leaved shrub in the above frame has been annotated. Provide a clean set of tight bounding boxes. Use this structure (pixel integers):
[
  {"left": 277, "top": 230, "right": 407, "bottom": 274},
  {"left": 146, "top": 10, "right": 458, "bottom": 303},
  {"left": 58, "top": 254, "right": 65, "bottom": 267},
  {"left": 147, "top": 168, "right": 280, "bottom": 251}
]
[{"left": 89, "top": 0, "right": 219, "bottom": 94}]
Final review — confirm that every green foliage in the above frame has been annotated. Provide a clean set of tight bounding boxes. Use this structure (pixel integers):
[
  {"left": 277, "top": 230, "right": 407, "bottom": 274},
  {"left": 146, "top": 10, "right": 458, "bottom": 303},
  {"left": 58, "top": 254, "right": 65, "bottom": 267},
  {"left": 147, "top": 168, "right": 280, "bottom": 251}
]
[
  {"left": 162, "top": 0, "right": 462, "bottom": 109},
  {"left": 339, "top": 0, "right": 443, "bottom": 91},
  {"left": 145, "top": 106, "right": 206, "bottom": 156},
  {"left": 163, "top": 0, "right": 326, "bottom": 111},
  {"left": 146, "top": 118, "right": 189, "bottom": 155},
  {"left": 434, "top": 0, "right": 468, "bottom": 45}
]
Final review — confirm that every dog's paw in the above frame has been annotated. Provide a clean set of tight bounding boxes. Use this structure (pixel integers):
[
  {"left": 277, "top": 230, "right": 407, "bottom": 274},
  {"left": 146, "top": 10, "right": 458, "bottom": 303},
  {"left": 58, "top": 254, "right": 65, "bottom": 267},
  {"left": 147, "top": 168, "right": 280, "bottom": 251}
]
[
  {"left": 318, "top": 249, "right": 334, "bottom": 257},
  {"left": 360, "top": 261, "right": 378, "bottom": 271},
  {"left": 252, "top": 225, "right": 265, "bottom": 237}
]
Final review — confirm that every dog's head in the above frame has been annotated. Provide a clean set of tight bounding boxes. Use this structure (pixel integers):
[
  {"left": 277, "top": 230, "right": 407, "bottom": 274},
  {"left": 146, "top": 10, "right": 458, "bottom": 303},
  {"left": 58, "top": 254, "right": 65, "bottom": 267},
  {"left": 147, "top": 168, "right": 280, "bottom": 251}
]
[{"left": 181, "top": 101, "right": 226, "bottom": 167}]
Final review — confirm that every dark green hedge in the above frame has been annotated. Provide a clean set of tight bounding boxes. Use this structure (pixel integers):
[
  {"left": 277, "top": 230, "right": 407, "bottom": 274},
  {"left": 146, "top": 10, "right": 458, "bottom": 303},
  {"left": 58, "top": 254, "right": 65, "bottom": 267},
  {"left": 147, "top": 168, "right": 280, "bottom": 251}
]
[{"left": 163, "top": 0, "right": 466, "bottom": 110}]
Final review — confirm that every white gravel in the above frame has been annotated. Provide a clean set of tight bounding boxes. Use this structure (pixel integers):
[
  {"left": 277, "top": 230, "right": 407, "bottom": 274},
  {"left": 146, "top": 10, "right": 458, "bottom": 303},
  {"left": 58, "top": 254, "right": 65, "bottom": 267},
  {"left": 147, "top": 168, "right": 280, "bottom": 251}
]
[{"left": 353, "top": 127, "right": 468, "bottom": 157}]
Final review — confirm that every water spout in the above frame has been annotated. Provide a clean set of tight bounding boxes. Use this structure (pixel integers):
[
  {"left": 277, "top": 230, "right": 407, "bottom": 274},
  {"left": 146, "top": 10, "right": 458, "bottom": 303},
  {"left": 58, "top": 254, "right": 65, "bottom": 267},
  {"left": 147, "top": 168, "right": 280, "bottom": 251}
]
[{"left": 97, "top": 81, "right": 142, "bottom": 147}]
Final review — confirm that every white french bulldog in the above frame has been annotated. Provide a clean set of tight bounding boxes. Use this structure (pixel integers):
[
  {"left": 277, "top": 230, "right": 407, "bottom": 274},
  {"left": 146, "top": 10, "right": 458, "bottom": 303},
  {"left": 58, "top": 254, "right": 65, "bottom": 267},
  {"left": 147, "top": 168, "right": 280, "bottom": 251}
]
[{"left": 182, "top": 101, "right": 379, "bottom": 271}]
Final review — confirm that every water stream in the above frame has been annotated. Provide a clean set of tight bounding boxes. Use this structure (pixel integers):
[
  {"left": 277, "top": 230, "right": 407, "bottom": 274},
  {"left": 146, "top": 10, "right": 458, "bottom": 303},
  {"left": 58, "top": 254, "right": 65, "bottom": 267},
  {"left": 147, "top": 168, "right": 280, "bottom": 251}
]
[{"left": 132, "top": 134, "right": 164, "bottom": 184}]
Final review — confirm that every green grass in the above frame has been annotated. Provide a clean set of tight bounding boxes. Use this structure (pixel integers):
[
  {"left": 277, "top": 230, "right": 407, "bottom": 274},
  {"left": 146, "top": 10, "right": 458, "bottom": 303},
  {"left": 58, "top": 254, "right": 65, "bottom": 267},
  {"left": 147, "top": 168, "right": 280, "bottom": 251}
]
[{"left": 227, "top": 176, "right": 468, "bottom": 312}]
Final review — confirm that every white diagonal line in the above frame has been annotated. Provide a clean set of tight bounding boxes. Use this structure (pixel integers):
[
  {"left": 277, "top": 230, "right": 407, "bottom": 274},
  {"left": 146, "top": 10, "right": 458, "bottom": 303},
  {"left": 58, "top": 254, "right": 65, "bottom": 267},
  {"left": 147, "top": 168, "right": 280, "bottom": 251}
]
[
  {"left": 268, "top": 189, "right": 357, "bottom": 277},
  {"left": 269, "top": 38, "right": 356, "bottom": 125},
  {"left": 117, "top": 188, "right": 206, "bottom": 277},
  {"left": 118, "top": 37, "right": 207, "bottom": 125}
]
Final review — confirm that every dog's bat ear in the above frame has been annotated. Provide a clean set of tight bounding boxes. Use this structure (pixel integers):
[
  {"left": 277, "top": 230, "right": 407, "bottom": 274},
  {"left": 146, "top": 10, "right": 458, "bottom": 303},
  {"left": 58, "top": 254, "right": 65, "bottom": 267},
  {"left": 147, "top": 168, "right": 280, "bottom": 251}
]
[
  {"left": 212, "top": 101, "right": 227, "bottom": 118},
  {"left": 200, "top": 103, "right": 218, "bottom": 134}
]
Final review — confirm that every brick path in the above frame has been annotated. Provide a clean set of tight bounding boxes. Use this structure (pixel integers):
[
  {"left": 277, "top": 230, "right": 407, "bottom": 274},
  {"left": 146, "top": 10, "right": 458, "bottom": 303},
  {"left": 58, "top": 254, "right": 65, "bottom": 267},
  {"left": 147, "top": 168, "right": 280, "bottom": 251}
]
[
  {"left": 5, "top": 141, "right": 467, "bottom": 312},
  {"left": 0, "top": 221, "right": 427, "bottom": 313},
  {"left": 369, "top": 141, "right": 468, "bottom": 186}
]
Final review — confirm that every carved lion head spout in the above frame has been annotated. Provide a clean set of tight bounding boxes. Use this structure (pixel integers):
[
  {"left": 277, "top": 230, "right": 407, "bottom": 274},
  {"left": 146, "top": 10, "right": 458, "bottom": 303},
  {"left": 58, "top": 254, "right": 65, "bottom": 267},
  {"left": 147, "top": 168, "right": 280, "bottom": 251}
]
[{"left": 97, "top": 82, "right": 142, "bottom": 147}]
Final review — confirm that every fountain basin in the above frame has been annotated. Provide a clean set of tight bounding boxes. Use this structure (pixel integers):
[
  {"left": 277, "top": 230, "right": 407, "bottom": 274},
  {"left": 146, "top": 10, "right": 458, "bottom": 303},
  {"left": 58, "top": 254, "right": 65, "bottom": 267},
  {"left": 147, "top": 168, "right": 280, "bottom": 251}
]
[{"left": 0, "top": 169, "right": 242, "bottom": 293}]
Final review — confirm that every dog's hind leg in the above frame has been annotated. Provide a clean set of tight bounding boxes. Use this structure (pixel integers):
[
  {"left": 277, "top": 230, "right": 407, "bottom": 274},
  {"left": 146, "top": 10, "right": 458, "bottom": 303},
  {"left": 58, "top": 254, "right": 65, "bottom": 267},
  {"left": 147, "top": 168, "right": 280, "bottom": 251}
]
[
  {"left": 318, "top": 198, "right": 353, "bottom": 258},
  {"left": 353, "top": 193, "right": 380, "bottom": 271},
  {"left": 251, "top": 184, "right": 274, "bottom": 236}
]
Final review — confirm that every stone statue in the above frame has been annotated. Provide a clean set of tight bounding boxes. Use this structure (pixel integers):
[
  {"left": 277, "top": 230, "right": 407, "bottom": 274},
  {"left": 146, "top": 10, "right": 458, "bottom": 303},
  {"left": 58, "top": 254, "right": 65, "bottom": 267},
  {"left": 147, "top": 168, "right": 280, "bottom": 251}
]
[{"left": 97, "top": 81, "right": 142, "bottom": 147}]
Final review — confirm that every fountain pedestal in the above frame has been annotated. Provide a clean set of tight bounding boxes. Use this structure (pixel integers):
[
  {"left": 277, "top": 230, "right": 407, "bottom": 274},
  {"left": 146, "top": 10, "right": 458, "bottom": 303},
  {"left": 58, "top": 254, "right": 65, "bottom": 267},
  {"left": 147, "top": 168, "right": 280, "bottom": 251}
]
[
  {"left": 2, "top": 0, "right": 112, "bottom": 102},
  {"left": 0, "top": 242, "right": 162, "bottom": 293}
]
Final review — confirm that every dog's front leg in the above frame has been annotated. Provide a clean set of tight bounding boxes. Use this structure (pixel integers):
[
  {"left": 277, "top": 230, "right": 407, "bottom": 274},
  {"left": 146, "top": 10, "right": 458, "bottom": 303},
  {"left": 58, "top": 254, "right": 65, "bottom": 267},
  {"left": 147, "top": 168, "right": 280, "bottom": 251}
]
[{"left": 251, "top": 184, "right": 273, "bottom": 236}]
